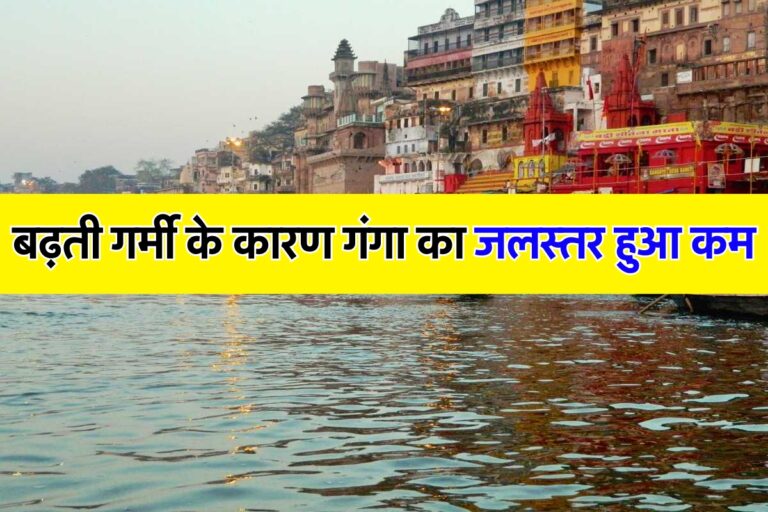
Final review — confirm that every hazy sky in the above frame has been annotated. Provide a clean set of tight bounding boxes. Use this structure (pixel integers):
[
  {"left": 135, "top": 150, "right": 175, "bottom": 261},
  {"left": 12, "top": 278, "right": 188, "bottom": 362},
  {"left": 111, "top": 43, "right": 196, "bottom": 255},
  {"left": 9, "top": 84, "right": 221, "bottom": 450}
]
[{"left": 0, "top": 0, "right": 473, "bottom": 182}]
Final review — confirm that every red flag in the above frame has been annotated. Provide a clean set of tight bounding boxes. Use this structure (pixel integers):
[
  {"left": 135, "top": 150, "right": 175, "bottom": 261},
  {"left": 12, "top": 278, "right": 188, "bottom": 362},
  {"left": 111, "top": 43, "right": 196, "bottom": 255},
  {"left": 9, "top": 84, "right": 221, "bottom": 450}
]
[{"left": 587, "top": 77, "right": 595, "bottom": 100}]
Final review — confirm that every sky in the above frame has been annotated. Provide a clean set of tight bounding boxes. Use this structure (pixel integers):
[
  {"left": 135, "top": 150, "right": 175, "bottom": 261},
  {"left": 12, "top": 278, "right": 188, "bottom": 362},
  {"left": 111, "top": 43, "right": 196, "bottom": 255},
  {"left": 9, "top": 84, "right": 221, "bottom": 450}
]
[{"left": 0, "top": 0, "right": 473, "bottom": 183}]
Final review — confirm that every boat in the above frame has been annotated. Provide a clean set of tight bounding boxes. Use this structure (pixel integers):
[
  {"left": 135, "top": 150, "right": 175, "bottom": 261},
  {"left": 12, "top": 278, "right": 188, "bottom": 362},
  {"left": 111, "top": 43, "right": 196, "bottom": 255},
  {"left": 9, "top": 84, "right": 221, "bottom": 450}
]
[{"left": 672, "top": 295, "right": 768, "bottom": 319}]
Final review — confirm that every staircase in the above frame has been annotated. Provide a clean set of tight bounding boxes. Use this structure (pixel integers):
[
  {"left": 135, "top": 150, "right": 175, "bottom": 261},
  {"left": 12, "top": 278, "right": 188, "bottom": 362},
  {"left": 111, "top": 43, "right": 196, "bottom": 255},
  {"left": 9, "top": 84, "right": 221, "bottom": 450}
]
[{"left": 456, "top": 171, "right": 515, "bottom": 194}]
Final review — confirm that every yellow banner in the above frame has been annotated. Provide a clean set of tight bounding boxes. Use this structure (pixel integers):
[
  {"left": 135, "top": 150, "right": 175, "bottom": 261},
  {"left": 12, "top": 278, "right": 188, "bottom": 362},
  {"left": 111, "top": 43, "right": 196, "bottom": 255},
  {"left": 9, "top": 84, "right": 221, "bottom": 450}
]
[
  {"left": 0, "top": 194, "right": 765, "bottom": 294},
  {"left": 711, "top": 122, "right": 768, "bottom": 139},
  {"left": 577, "top": 123, "right": 696, "bottom": 143}
]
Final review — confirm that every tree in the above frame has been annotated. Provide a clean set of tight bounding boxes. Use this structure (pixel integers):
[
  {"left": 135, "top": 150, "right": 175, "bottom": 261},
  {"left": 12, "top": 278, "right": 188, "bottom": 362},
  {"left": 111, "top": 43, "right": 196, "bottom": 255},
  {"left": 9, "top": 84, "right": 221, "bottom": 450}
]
[
  {"left": 248, "top": 105, "right": 303, "bottom": 162},
  {"left": 78, "top": 166, "right": 122, "bottom": 193},
  {"left": 135, "top": 159, "right": 173, "bottom": 184},
  {"left": 36, "top": 177, "right": 58, "bottom": 193}
]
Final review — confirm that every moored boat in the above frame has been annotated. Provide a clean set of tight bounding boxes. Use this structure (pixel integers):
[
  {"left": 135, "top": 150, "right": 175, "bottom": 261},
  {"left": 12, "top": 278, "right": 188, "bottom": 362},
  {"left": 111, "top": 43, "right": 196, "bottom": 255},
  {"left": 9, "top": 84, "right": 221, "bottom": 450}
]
[{"left": 672, "top": 295, "right": 768, "bottom": 319}]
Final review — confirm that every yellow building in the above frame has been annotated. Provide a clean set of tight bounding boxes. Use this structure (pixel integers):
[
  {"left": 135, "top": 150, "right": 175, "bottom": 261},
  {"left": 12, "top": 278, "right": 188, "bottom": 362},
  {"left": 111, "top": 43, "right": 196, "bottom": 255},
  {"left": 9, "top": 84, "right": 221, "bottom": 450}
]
[{"left": 524, "top": 0, "right": 583, "bottom": 90}]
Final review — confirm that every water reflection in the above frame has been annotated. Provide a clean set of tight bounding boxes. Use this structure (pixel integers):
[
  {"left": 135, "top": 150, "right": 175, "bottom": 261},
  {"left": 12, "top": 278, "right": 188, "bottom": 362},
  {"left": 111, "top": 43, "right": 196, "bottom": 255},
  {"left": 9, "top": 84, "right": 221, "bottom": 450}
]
[{"left": 0, "top": 295, "right": 767, "bottom": 510}]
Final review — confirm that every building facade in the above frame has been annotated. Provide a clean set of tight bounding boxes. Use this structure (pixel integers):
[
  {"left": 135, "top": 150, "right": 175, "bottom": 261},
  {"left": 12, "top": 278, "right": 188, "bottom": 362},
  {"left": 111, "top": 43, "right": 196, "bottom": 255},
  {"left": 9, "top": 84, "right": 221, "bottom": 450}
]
[
  {"left": 294, "top": 40, "right": 401, "bottom": 193},
  {"left": 473, "top": 0, "right": 528, "bottom": 100},
  {"left": 406, "top": 9, "right": 476, "bottom": 102}
]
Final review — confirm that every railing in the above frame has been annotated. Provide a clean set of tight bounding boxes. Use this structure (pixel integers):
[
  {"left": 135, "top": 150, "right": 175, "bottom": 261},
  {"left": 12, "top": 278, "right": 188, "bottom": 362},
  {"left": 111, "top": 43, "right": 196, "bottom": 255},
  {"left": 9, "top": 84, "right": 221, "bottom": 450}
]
[
  {"left": 475, "top": 3, "right": 525, "bottom": 19},
  {"left": 473, "top": 55, "right": 524, "bottom": 71},
  {"left": 406, "top": 65, "right": 473, "bottom": 84},
  {"left": 407, "top": 41, "right": 472, "bottom": 58},
  {"left": 337, "top": 113, "right": 383, "bottom": 128}
]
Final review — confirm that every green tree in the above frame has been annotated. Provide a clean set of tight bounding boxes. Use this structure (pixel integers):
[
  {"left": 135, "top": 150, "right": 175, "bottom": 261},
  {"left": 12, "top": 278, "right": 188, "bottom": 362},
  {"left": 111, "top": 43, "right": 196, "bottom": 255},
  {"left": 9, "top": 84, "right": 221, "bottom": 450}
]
[
  {"left": 248, "top": 105, "right": 303, "bottom": 162},
  {"left": 135, "top": 159, "right": 173, "bottom": 184},
  {"left": 37, "top": 177, "right": 58, "bottom": 193},
  {"left": 78, "top": 166, "right": 122, "bottom": 193}
]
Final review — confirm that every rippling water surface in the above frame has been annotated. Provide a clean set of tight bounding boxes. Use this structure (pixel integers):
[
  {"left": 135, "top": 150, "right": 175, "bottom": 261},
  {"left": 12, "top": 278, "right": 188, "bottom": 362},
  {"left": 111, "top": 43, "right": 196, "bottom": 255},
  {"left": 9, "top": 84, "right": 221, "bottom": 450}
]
[{"left": 2, "top": 296, "right": 768, "bottom": 511}]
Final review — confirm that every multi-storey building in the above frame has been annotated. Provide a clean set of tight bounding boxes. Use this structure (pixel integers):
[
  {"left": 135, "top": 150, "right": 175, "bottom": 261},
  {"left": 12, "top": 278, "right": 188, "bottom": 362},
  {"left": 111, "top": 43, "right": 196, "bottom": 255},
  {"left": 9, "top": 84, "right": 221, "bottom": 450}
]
[
  {"left": 473, "top": 0, "right": 528, "bottom": 99},
  {"left": 375, "top": 98, "right": 469, "bottom": 194},
  {"left": 405, "top": 9, "right": 476, "bottom": 102},
  {"left": 524, "top": 0, "right": 584, "bottom": 90},
  {"left": 600, "top": 0, "right": 768, "bottom": 123},
  {"left": 293, "top": 40, "right": 401, "bottom": 193}
]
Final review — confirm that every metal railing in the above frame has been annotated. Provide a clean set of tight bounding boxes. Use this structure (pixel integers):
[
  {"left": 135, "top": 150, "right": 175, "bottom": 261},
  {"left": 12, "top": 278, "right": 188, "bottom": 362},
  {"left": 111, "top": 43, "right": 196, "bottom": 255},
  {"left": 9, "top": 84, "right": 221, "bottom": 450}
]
[
  {"left": 406, "top": 66, "right": 473, "bottom": 84},
  {"left": 407, "top": 40, "right": 472, "bottom": 58}
]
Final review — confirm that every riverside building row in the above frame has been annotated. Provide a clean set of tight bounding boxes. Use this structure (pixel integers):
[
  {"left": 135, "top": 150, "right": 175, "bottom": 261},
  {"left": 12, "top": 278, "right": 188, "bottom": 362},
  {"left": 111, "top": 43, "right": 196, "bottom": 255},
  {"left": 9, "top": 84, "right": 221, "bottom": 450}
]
[{"left": 181, "top": 0, "right": 768, "bottom": 195}]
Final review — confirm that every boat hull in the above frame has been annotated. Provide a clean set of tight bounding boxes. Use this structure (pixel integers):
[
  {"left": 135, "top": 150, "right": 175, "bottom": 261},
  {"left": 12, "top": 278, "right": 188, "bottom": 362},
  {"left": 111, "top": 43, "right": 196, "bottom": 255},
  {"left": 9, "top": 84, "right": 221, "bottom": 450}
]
[{"left": 672, "top": 295, "right": 768, "bottom": 319}]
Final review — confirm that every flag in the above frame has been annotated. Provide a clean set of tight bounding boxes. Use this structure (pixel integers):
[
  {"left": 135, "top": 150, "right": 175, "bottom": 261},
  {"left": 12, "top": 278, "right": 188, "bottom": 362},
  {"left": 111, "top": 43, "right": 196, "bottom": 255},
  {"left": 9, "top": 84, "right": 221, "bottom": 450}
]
[{"left": 586, "top": 77, "right": 595, "bottom": 101}]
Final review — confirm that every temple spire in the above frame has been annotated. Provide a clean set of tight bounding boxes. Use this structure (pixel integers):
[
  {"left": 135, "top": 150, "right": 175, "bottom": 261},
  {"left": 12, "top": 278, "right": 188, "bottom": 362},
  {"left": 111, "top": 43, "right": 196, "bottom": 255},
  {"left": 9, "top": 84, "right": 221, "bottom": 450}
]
[{"left": 332, "top": 39, "right": 356, "bottom": 61}]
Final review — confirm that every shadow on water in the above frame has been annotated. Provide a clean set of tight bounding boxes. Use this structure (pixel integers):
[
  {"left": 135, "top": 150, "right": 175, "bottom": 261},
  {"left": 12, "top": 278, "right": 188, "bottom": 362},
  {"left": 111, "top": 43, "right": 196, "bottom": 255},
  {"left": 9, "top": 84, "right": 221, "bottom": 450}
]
[{"left": 1, "top": 295, "right": 768, "bottom": 510}]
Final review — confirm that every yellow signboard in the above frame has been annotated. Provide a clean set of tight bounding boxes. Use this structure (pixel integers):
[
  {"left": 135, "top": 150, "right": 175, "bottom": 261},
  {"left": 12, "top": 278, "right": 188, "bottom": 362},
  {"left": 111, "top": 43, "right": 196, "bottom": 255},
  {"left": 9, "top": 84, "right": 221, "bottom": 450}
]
[
  {"left": 646, "top": 165, "right": 695, "bottom": 179},
  {"left": 577, "top": 123, "right": 696, "bottom": 143},
  {"left": 711, "top": 122, "right": 768, "bottom": 139}
]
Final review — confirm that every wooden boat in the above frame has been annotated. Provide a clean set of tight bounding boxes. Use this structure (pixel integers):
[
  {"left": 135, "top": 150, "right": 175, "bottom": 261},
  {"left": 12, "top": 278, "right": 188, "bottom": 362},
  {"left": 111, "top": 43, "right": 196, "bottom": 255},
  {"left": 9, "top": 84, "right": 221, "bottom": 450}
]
[{"left": 672, "top": 295, "right": 768, "bottom": 319}]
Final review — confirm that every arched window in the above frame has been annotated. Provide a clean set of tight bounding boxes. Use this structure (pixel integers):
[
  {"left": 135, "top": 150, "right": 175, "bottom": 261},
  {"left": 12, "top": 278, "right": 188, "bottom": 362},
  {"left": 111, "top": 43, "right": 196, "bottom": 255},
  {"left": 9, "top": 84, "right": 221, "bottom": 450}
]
[
  {"left": 353, "top": 132, "right": 367, "bottom": 149},
  {"left": 538, "top": 159, "right": 546, "bottom": 177},
  {"left": 418, "top": 161, "right": 426, "bottom": 173},
  {"left": 527, "top": 160, "right": 536, "bottom": 177},
  {"left": 518, "top": 161, "right": 524, "bottom": 178},
  {"left": 427, "top": 161, "right": 433, "bottom": 172},
  {"left": 404, "top": 163, "right": 410, "bottom": 173}
]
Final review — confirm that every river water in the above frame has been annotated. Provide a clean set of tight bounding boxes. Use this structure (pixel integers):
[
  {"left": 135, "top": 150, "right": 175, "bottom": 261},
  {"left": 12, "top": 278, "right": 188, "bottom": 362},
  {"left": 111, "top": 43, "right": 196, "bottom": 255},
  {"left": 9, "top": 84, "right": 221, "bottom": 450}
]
[{"left": 1, "top": 295, "right": 768, "bottom": 511}]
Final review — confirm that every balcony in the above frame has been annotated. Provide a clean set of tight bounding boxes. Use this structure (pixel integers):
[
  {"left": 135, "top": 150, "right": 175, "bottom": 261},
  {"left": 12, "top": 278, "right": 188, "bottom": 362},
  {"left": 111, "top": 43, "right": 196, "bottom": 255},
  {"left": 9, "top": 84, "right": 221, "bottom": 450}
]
[
  {"left": 473, "top": 54, "right": 524, "bottom": 72},
  {"left": 337, "top": 113, "right": 383, "bottom": 128},
  {"left": 525, "top": 47, "right": 578, "bottom": 65},
  {"left": 677, "top": 58, "right": 768, "bottom": 95},
  {"left": 474, "top": 8, "right": 526, "bottom": 28},
  {"left": 406, "top": 65, "right": 473, "bottom": 86},
  {"left": 407, "top": 40, "right": 471, "bottom": 59}
]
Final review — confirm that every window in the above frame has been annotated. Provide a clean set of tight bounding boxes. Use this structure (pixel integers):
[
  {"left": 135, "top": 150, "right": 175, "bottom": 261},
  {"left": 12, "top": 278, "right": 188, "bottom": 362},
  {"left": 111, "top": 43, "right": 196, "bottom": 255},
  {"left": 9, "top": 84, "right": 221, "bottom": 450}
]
[
  {"left": 749, "top": 0, "right": 756, "bottom": 10},
  {"left": 704, "top": 39, "right": 713, "bottom": 55},
  {"left": 499, "top": 25, "right": 505, "bottom": 40},
  {"left": 594, "top": 82, "right": 600, "bottom": 94},
  {"left": 444, "top": 38, "right": 449, "bottom": 50},
  {"left": 424, "top": 43, "right": 429, "bottom": 54},
  {"left": 723, "top": 2, "right": 730, "bottom": 16},
  {"left": 632, "top": 18, "right": 640, "bottom": 33},
  {"left": 497, "top": 82, "right": 502, "bottom": 95},
  {"left": 397, "top": 146, "right": 401, "bottom": 154},
  {"left": 412, "top": 144, "right": 416, "bottom": 153},
  {"left": 483, "top": 83, "right": 489, "bottom": 97},
  {"left": 735, "top": 0, "right": 742, "bottom": 13},
  {"left": 515, "top": 78, "right": 522, "bottom": 92},
  {"left": 484, "top": 28, "right": 490, "bottom": 42},
  {"left": 452, "top": 90, "right": 456, "bottom": 101},
  {"left": 648, "top": 48, "right": 657, "bottom": 64},
  {"left": 404, "top": 118, "right": 409, "bottom": 128},
  {"left": 689, "top": 6, "right": 698, "bottom": 23},
  {"left": 482, "top": 129, "right": 488, "bottom": 144},
  {"left": 469, "top": 86, "right": 474, "bottom": 99},
  {"left": 502, "top": 125, "right": 509, "bottom": 141},
  {"left": 723, "top": 36, "right": 731, "bottom": 52},
  {"left": 748, "top": 31, "right": 756, "bottom": 49},
  {"left": 611, "top": 22, "right": 619, "bottom": 37},
  {"left": 433, "top": 41, "right": 438, "bottom": 52},
  {"left": 590, "top": 36, "right": 598, "bottom": 52},
  {"left": 675, "top": 8, "right": 684, "bottom": 26},
  {"left": 434, "top": 91, "right": 440, "bottom": 99},
  {"left": 661, "top": 72, "right": 669, "bottom": 86},
  {"left": 467, "top": 34, "right": 472, "bottom": 46},
  {"left": 456, "top": 36, "right": 462, "bottom": 48},
  {"left": 662, "top": 10, "right": 670, "bottom": 27}
]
